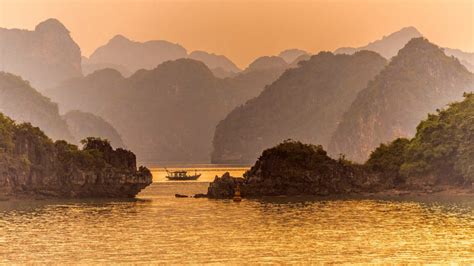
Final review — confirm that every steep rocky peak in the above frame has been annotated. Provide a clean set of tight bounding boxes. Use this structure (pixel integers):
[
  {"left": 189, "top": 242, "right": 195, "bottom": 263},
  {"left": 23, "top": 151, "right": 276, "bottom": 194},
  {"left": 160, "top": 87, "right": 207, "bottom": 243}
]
[{"left": 34, "top": 18, "right": 70, "bottom": 34}]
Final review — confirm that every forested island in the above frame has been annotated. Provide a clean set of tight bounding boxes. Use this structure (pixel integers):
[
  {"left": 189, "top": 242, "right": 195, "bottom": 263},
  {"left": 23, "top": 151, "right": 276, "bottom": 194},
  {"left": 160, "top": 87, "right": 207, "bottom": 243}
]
[
  {"left": 0, "top": 112, "right": 152, "bottom": 199},
  {"left": 207, "top": 93, "right": 473, "bottom": 198}
]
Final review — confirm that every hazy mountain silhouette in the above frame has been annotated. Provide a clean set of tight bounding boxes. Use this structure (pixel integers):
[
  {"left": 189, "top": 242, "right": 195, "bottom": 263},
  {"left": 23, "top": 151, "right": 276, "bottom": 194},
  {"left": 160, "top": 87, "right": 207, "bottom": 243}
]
[
  {"left": 81, "top": 56, "right": 132, "bottom": 77},
  {"left": 64, "top": 110, "right": 125, "bottom": 148},
  {"left": 0, "top": 18, "right": 82, "bottom": 91},
  {"left": 289, "top": 53, "right": 312, "bottom": 68},
  {"left": 443, "top": 48, "right": 474, "bottom": 72},
  {"left": 334, "top": 26, "right": 474, "bottom": 71},
  {"left": 329, "top": 38, "right": 474, "bottom": 162},
  {"left": 86, "top": 34, "right": 187, "bottom": 74},
  {"left": 188, "top": 50, "right": 241, "bottom": 78},
  {"left": 278, "top": 49, "right": 310, "bottom": 63},
  {"left": 211, "top": 51, "right": 387, "bottom": 164},
  {"left": 335, "top": 26, "right": 422, "bottom": 59},
  {"left": 0, "top": 72, "right": 74, "bottom": 142},
  {"left": 47, "top": 59, "right": 254, "bottom": 163}
]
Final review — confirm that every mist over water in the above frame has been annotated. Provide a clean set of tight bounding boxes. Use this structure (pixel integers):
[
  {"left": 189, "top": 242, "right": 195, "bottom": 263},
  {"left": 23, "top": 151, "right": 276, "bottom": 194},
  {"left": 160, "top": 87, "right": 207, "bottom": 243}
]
[{"left": 1, "top": 181, "right": 473, "bottom": 264}]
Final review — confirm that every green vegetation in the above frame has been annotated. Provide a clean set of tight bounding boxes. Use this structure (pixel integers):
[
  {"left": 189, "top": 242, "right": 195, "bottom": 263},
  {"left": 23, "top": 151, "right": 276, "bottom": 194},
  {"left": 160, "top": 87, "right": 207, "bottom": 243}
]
[
  {"left": 212, "top": 51, "right": 387, "bottom": 164},
  {"left": 329, "top": 38, "right": 473, "bottom": 163},
  {"left": 367, "top": 93, "right": 474, "bottom": 185},
  {"left": 0, "top": 112, "right": 151, "bottom": 197}
]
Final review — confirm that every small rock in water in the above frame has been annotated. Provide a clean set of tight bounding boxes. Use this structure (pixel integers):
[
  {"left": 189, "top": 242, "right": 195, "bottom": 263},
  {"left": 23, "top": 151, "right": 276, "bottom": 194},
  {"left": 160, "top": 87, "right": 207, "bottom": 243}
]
[
  {"left": 193, "top": 193, "right": 208, "bottom": 198},
  {"left": 175, "top": 194, "right": 189, "bottom": 198}
]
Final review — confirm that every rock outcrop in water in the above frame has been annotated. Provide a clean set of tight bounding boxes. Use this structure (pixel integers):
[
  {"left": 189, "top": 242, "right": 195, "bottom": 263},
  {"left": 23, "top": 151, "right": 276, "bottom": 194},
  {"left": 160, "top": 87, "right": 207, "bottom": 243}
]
[
  {"left": 211, "top": 51, "right": 387, "bottom": 164},
  {"left": 0, "top": 18, "right": 82, "bottom": 91},
  {"left": 207, "top": 141, "right": 382, "bottom": 198},
  {"left": 207, "top": 94, "right": 474, "bottom": 198},
  {"left": 0, "top": 113, "right": 152, "bottom": 198},
  {"left": 329, "top": 38, "right": 473, "bottom": 162}
]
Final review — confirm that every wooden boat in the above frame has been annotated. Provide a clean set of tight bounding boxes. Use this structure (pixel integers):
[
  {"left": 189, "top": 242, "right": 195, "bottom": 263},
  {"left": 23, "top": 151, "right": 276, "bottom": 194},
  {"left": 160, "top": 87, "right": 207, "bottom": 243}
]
[{"left": 165, "top": 169, "right": 201, "bottom": 181}]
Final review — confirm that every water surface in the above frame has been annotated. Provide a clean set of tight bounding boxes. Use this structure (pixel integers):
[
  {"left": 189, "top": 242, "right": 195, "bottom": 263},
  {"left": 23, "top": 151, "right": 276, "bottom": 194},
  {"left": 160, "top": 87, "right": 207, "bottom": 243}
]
[{"left": 0, "top": 167, "right": 473, "bottom": 264}]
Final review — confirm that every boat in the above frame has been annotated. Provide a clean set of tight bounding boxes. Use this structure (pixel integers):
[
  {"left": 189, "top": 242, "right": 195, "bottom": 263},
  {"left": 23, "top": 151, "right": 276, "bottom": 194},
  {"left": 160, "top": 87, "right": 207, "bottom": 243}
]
[{"left": 165, "top": 168, "right": 201, "bottom": 181}]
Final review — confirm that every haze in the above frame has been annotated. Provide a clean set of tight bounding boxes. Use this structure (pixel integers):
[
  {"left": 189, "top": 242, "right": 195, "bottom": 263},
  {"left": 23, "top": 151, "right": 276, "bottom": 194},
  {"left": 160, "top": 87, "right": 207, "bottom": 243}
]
[{"left": 0, "top": 0, "right": 473, "bottom": 68}]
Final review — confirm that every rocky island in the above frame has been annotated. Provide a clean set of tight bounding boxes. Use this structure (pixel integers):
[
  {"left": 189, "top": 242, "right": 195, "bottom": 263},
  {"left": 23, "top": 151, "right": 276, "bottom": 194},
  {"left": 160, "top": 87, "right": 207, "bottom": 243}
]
[
  {"left": 207, "top": 93, "right": 474, "bottom": 198},
  {"left": 0, "top": 113, "right": 152, "bottom": 199}
]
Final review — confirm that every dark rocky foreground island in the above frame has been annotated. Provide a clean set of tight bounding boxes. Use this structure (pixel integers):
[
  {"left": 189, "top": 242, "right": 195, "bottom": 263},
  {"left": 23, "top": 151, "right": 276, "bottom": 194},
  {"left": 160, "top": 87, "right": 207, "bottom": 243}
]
[
  {"left": 0, "top": 113, "right": 152, "bottom": 199},
  {"left": 207, "top": 93, "right": 474, "bottom": 198}
]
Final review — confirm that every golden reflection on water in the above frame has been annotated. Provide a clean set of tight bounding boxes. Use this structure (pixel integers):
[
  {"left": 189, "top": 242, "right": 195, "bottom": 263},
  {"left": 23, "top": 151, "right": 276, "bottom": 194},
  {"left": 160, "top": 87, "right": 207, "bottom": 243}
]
[{"left": 0, "top": 182, "right": 473, "bottom": 264}]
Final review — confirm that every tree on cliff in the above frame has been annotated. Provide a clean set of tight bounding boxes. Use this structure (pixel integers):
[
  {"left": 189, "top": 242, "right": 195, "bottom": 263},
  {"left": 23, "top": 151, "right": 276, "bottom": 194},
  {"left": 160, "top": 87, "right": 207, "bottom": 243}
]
[{"left": 367, "top": 93, "right": 474, "bottom": 185}]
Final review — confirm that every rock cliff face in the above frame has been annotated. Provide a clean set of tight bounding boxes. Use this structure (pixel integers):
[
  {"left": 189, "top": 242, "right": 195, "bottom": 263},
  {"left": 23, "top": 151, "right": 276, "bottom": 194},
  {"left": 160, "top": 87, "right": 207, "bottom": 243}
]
[
  {"left": 0, "top": 72, "right": 74, "bottom": 142},
  {"left": 63, "top": 110, "right": 125, "bottom": 148},
  {"left": 0, "top": 113, "right": 151, "bottom": 198},
  {"left": 87, "top": 34, "right": 187, "bottom": 74},
  {"left": 48, "top": 57, "right": 286, "bottom": 163},
  {"left": 0, "top": 18, "right": 82, "bottom": 90},
  {"left": 211, "top": 51, "right": 387, "bottom": 164},
  {"left": 329, "top": 38, "right": 474, "bottom": 162},
  {"left": 207, "top": 141, "right": 384, "bottom": 198},
  {"left": 208, "top": 93, "right": 473, "bottom": 198}
]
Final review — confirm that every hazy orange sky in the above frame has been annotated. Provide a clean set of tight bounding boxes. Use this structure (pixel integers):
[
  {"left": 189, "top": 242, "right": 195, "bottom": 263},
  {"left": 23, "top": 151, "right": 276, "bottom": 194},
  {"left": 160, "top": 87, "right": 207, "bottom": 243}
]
[{"left": 0, "top": 0, "right": 472, "bottom": 68}]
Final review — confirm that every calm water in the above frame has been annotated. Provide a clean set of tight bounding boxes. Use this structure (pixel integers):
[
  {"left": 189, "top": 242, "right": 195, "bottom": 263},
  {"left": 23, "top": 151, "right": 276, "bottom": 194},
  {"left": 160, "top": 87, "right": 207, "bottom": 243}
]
[{"left": 0, "top": 166, "right": 473, "bottom": 264}]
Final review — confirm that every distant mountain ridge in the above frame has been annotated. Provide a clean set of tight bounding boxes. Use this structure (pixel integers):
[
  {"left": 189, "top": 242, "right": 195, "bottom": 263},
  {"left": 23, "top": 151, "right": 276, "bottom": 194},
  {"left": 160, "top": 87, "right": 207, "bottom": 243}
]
[
  {"left": 334, "top": 26, "right": 474, "bottom": 71},
  {"left": 278, "top": 49, "right": 310, "bottom": 63},
  {"left": 64, "top": 110, "right": 126, "bottom": 149},
  {"left": 329, "top": 38, "right": 474, "bottom": 162},
  {"left": 211, "top": 51, "right": 387, "bottom": 164},
  {"left": 189, "top": 51, "right": 241, "bottom": 78},
  {"left": 85, "top": 34, "right": 188, "bottom": 74},
  {"left": 0, "top": 72, "right": 74, "bottom": 142},
  {"left": 0, "top": 18, "right": 82, "bottom": 91}
]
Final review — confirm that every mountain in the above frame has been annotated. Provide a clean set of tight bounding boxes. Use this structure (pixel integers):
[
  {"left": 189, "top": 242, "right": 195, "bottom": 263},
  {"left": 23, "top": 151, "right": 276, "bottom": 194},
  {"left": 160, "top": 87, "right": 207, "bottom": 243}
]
[
  {"left": 335, "top": 26, "right": 422, "bottom": 59},
  {"left": 334, "top": 26, "right": 474, "bottom": 71},
  {"left": 245, "top": 56, "right": 288, "bottom": 72},
  {"left": 81, "top": 56, "right": 132, "bottom": 77},
  {"left": 289, "top": 53, "right": 312, "bottom": 68},
  {"left": 86, "top": 34, "right": 187, "bottom": 74},
  {"left": 211, "top": 51, "right": 387, "bottom": 164},
  {"left": 278, "top": 49, "right": 310, "bottom": 63},
  {"left": 444, "top": 48, "right": 474, "bottom": 72},
  {"left": 188, "top": 51, "right": 241, "bottom": 78},
  {"left": 0, "top": 18, "right": 82, "bottom": 91},
  {"left": 329, "top": 38, "right": 474, "bottom": 162},
  {"left": 47, "top": 59, "right": 250, "bottom": 163},
  {"left": 63, "top": 110, "right": 125, "bottom": 148},
  {"left": 221, "top": 56, "right": 289, "bottom": 103},
  {"left": 0, "top": 72, "right": 74, "bottom": 142}
]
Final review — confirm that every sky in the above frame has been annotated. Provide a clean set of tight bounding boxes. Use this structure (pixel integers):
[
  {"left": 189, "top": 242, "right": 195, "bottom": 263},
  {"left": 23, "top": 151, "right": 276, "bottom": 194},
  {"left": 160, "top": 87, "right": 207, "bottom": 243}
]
[{"left": 0, "top": 0, "right": 473, "bottom": 68}]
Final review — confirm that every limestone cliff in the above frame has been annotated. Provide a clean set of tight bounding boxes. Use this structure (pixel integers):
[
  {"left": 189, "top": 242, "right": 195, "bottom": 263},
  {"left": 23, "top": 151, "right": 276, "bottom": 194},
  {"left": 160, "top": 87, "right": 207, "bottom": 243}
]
[
  {"left": 329, "top": 38, "right": 473, "bottom": 162},
  {"left": 0, "top": 18, "right": 82, "bottom": 91},
  {"left": 211, "top": 51, "right": 387, "bottom": 164},
  {"left": 0, "top": 113, "right": 151, "bottom": 198}
]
